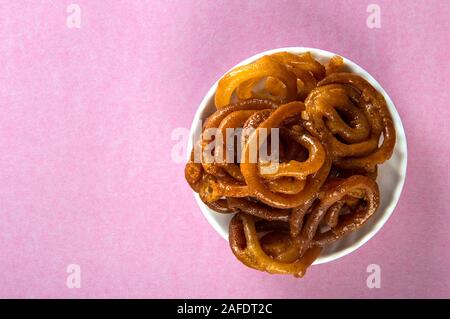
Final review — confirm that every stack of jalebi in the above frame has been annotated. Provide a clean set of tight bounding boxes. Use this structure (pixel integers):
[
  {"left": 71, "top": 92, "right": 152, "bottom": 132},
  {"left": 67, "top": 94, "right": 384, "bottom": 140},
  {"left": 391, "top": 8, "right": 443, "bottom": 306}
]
[{"left": 185, "top": 52, "right": 395, "bottom": 277}]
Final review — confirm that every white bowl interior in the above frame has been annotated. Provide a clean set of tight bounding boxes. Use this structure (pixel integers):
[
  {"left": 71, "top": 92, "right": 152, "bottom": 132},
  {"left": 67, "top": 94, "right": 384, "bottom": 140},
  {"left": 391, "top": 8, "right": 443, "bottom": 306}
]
[{"left": 188, "top": 47, "right": 407, "bottom": 265}]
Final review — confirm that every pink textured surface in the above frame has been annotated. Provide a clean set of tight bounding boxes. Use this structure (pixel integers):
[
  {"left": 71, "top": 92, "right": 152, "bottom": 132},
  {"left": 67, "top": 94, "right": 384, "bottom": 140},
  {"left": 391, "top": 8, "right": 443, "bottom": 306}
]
[{"left": 0, "top": 0, "right": 449, "bottom": 298}]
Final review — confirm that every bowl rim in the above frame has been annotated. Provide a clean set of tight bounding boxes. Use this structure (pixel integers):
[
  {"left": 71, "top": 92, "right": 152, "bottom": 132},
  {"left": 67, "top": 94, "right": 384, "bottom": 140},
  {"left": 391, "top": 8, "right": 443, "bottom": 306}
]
[{"left": 187, "top": 47, "right": 408, "bottom": 265}]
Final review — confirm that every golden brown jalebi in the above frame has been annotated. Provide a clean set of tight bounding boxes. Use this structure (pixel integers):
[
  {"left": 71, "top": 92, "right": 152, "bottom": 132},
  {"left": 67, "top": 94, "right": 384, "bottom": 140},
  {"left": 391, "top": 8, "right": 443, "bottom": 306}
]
[
  {"left": 185, "top": 51, "right": 396, "bottom": 277},
  {"left": 304, "top": 73, "right": 396, "bottom": 170},
  {"left": 229, "top": 213, "right": 322, "bottom": 277},
  {"left": 215, "top": 56, "right": 297, "bottom": 108}
]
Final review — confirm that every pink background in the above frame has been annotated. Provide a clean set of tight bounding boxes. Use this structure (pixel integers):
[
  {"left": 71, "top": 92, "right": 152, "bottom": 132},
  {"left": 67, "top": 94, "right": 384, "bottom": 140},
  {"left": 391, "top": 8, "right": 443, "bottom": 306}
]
[{"left": 0, "top": 0, "right": 449, "bottom": 298}]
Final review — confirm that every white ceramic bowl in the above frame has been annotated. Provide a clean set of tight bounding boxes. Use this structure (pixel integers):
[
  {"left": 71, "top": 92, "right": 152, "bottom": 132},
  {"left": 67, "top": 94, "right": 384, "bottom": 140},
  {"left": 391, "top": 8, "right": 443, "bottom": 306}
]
[{"left": 188, "top": 47, "right": 407, "bottom": 265}]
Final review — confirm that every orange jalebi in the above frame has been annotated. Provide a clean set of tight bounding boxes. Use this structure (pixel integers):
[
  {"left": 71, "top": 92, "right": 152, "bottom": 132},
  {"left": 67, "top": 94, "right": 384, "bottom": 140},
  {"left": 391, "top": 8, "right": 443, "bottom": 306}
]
[{"left": 185, "top": 51, "right": 396, "bottom": 277}]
